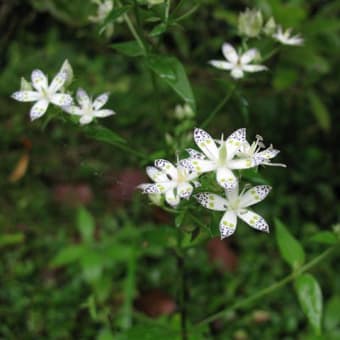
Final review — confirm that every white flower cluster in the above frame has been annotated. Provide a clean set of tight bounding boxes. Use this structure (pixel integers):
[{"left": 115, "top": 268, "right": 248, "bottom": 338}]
[
  {"left": 11, "top": 60, "right": 115, "bottom": 125},
  {"left": 140, "top": 128, "right": 285, "bottom": 239}
]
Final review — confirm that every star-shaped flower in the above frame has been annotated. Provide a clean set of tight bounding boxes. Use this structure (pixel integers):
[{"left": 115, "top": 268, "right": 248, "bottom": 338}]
[
  {"left": 139, "top": 159, "right": 200, "bottom": 207},
  {"left": 182, "top": 128, "right": 271, "bottom": 191},
  {"left": 272, "top": 26, "right": 303, "bottom": 46},
  {"left": 209, "top": 43, "right": 267, "bottom": 79},
  {"left": 11, "top": 69, "right": 73, "bottom": 121},
  {"left": 195, "top": 184, "right": 272, "bottom": 239},
  {"left": 63, "top": 88, "right": 115, "bottom": 125}
]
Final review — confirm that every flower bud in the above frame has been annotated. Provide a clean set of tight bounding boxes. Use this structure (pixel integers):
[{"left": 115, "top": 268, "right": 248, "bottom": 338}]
[
  {"left": 59, "top": 59, "right": 74, "bottom": 87},
  {"left": 174, "top": 103, "right": 194, "bottom": 120},
  {"left": 263, "top": 17, "right": 276, "bottom": 36},
  {"left": 20, "top": 77, "right": 33, "bottom": 91},
  {"left": 238, "top": 8, "right": 263, "bottom": 38},
  {"left": 147, "top": 0, "right": 165, "bottom": 6}
]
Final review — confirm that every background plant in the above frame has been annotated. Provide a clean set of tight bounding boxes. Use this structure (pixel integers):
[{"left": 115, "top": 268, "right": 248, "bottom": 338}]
[{"left": 1, "top": 0, "right": 339, "bottom": 339}]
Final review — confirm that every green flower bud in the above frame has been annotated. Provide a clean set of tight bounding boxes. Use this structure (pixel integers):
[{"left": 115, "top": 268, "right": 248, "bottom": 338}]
[
  {"left": 20, "top": 77, "right": 33, "bottom": 91},
  {"left": 59, "top": 59, "right": 74, "bottom": 87},
  {"left": 238, "top": 8, "right": 263, "bottom": 38},
  {"left": 263, "top": 17, "right": 276, "bottom": 36}
]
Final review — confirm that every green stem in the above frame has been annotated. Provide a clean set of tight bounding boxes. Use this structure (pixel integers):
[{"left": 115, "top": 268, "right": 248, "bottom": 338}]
[
  {"left": 177, "top": 229, "right": 188, "bottom": 340},
  {"left": 111, "top": 140, "right": 147, "bottom": 159},
  {"left": 200, "top": 84, "right": 236, "bottom": 129},
  {"left": 196, "top": 246, "right": 336, "bottom": 327},
  {"left": 165, "top": 0, "right": 171, "bottom": 23}
]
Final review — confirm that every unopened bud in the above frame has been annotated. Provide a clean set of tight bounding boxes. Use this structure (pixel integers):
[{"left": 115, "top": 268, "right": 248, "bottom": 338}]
[
  {"left": 20, "top": 77, "right": 32, "bottom": 91},
  {"left": 238, "top": 8, "right": 263, "bottom": 38},
  {"left": 263, "top": 17, "right": 276, "bottom": 36}
]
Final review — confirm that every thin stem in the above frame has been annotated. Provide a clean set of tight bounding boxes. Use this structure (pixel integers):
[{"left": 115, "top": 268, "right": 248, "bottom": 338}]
[
  {"left": 200, "top": 84, "right": 236, "bottom": 129},
  {"left": 110, "top": 140, "right": 147, "bottom": 159},
  {"left": 177, "top": 229, "right": 188, "bottom": 340},
  {"left": 165, "top": 0, "right": 171, "bottom": 23},
  {"left": 196, "top": 245, "right": 336, "bottom": 327}
]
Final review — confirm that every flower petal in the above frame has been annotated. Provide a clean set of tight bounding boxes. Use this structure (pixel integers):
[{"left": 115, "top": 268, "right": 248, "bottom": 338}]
[
  {"left": 228, "top": 156, "right": 264, "bottom": 169},
  {"left": 226, "top": 128, "right": 246, "bottom": 160},
  {"left": 188, "top": 159, "right": 216, "bottom": 174},
  {"left": 240, "top": 48, "right": 258, "bottom": 64},
  {"left": 194, "top": 128, "right": 218, "bottom": 160},
  {"left": 94, "top": 109, "right": 115, "bottom": 117},
  {"left": 222, "top": 43, "right": 238, "bottom": 63},
  {"left": 80, "top": 115, "right": 93, "bottom": 125},
  {"left": 186, "top": 148, "right": 205, "bottom": 160},
  {"left": 50, "top": 93, "right": 73, "bottom": 107},
  {"left": 230, "top": 68, "right": 244, "bottom": 79},
  {"left": 177, "top": 182, "right": 193, "bottom": 199},
  {"left": 216, "top": 167, "right": 237, "bottom": 190},
  {"left": 146, "top": 166, "right": 168, "bottom": 182},
  {"left": 258, "top": 147, "right": 280, "bottom": 160},
  {"left": 31, "top": 70, "right": 48, "bottom": 91},
  {"left": 209, "top": 60, "right": 233, "bottom": 70},
  {"left": 49, "top": 71, "right": 67, "bottom": 93},
  {"left": 219, "top": 210, "right": 237, "bottom": 239},
  {"left": 63, "top": 105, "right": 82, "bottom": 115},
  {"left": 240, "top": 185, "right": 272, "bottom": 208},
  {"left": 139, "top": 183, "right": 161, "bottom": 194},
  {"left": 242, "top": 64, "right": 268, "bottom": 73},
  {"left": 194, "top": 192, "right": 228, "bottom": 211},
  {"left": 11, "top": 91, "right": 41, "bottom": 102},
  {"left": 238, "top": 210, "right": 269, "bottom": 232},
  {"left": 30, "top": 99, "right": 49, "bottom": 121},
  {"left": 154, "top": 159, "right": 177, "bottom": 180},
  {"left": 165, "top": 189, "right": 180, "bottom": 206},
  {"left": 92, "top": 93, "right": 109, "bottom": 110},
  {"left": 76, "top": 88, "right": 91, "bottom": 107}
]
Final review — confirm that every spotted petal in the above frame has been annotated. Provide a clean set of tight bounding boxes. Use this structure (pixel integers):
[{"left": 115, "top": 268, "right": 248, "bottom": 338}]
[
  {"left": 50, "top": 93, "right": 73, "bottom": 107},
  {"left": 188, "top": 159, "right": 216, "bottom": 174},
  {"left": 49, "top": 71, "right": 67, "bottom": 93},
  {"left": 240, "top": 185, "right": 272, "bottom": 208},
  {"left": 146, "top": 166, "right": 168, "bottom": 182},
  {"left": 177, "top": 182, "right": 193, "bottom": 199},
  {"left": 165, "top": 189, "right": 180, "bottom": 206},
  {"left": 93, "top": 93, "right": 109, "bottom": 110},
  {"left": 139, "top": 182, "right": 175, "bottom": 194},
  {"left": 219, "top": 210, "right": 237, "bottom": 239},
  {"left": 216, "top": 167, "right": 237, "bottom": 191},
  {"left": 194, "top": 192, "right": 228, "bottom": 211},
  {"left": 228, "top": 156, "right": 264, "bottom": 169},
  {"left": 186, "top": 148, "right": 205, "bottom": 160},
  {"left": 225, "top": 128, "right": 246, "bottom": 160},
  {"left": 11, "top": 91, "right": 41, "bottom": 102},
  {"left": 31, "top": 70, "right": 48, "bottom": 91},
  {"left": 222, "top": 43, "right": 238, "bottom": 64},
  {"left": 30, "top": 99, "right": 49, "bottom": 121},
  {"left": 238, "top": 210, "right": 269, "bottom": 233},
  {"left": 76, "top": 88, "right": 91, "bottom": 107},
  {"left": 258, "top": 147, "right": 280, "bottom": 160},
  {"left": 209, "top": 60, "right": 233, "bottom": 70},
  {"left": 154, "top": 159, "right": 177, "bottom": 179},
  {"left": 194, "top": 128, "right": 218, "bottom": 160}
]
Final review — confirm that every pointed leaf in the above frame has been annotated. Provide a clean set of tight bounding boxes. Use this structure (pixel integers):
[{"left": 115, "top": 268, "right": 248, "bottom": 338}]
[
  {"left": 84, "top": 125, "right": 126, "bottom": 145},
  {"left": 111, "top": 41, "right": 145, "bottom": 57},
  {"left": 275, "top": 219, "right": 305, "bottom": 269},
  {"left": 77, "top": 207, "right": 95, "bottom": 243},
  {"left": 147, "top": 54, "right": 196, "bottom": 109},
  {"left": 295, "top": 273, "right": 323, "bottom": 335}
]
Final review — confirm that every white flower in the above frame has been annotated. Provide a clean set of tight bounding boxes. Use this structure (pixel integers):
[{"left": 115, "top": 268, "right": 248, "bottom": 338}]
[
  {"left": 238, "top": 134, "right": 286, "bottom": 167},
  {"left": 195, "top": 184, "right": 272, "bottom": 239},
  {"left": 272, "top": 26, "right": 303, "bottom": 46},
  {"left": 63, "top": 88, "right": 115, "bottom": 125},
  {"left": 209, "top": 43, "right": 267, "bottom": 79},
  {"left": 182, "top": 128, "right": 272, "bottom": 191},
  {"left": 11, "top": 69, "right": 73, "bottom": 121},
  {"left": 139, "top": 159, "right": 200, "bottom": 207}
]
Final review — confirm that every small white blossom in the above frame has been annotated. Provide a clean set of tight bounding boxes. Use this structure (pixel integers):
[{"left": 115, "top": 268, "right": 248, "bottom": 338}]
[
  {"left": 272, "top": 26, "right": 303, "bottom": 46},
  {"left": 63, "top": 88, "right": 115, "bottom": 125},
  {"left": 195, "top": 184, "right": 272, "bottom": 239},
  {"left": 209, "top": 43, "right": 267, "bottom": 79},
  {"left": 182, "top": 128, "right": 280, "bottom": 191},
  {"left": 11, "top": 67, "right": 73, "bottom": 121},
  {"left": 139, "top": 159, "right": 200, "bottom": 207},
  {"left": 89, "top": 0, "right": 115, "bottom": 37}
]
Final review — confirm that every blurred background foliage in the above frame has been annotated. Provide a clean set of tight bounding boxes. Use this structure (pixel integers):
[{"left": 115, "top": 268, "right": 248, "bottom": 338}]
[{"left": 0, "top": 0, "right": 339, "bottom": 339}]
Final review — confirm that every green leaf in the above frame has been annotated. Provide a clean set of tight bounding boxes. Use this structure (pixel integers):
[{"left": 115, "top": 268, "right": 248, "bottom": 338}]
[
  {"left": 147, "top": 54, "right": 196, "bottom": 109},
  {"left": 81, "top": 251, "right": 104, "bottom": 283},
  {"left": 77, "top": 207, "right": 95, "bottom": 243},
  {"left": 116, "top": 324, "right": 178, "bottom": 340},
  {"left": 0, "top": 233, "right": 24, "bottom": 247},
  {"left": 150, "top": 22, "right": 168, "bottom": 36},
  {"left": 51, "top": 245, "right": 86, "bottom": 266},
  {"left": 97, "top": 328, "right": 115, "bottom": 340},
  {"left": 324, "top": 295, "right": 340, "bottom": 331},
  {"left": 111, "top": 41, "right": 145, "bottom": 57},
  {"left": 309, "top": 231, "right": 338, "bottom": 245},
  {"left": 275, "top": 219, "right": 305, "bottom": 269},
  {"left": 85, "top": 125, "right": 126, "bottom": 145},
  {"left": 308, "top": 90, "right": 331, "bottom": 131},
  {"left": 101, "top": 5, "right": 131, "bottom": 29},
  {"left": 295, "top": 274, "right": 323, "bottom": 335}
]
